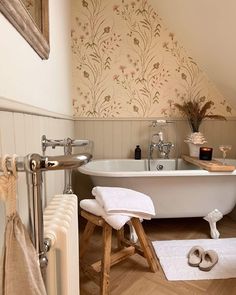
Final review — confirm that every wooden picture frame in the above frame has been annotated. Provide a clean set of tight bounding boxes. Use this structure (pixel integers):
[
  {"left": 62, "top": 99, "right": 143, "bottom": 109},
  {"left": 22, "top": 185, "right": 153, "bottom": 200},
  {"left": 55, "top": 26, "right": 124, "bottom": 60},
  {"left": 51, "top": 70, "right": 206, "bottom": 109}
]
[{"left": 0, "top": 0, "right": 50, "bottom": 59}]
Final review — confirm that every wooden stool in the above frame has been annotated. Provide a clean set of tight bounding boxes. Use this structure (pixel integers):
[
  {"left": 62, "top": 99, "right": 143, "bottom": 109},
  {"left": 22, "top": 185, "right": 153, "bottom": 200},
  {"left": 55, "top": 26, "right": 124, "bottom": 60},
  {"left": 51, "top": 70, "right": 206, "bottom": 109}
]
[{"left": 80, "top": 209, "right": 159, "bottom": 295}]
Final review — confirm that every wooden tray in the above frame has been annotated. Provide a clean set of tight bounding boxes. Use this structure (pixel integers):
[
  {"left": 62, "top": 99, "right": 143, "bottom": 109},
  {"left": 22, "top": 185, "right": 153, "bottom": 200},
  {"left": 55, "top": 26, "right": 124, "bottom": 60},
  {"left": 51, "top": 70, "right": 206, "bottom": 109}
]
[{"left": 182, "top": 155, "right": 235, "bottom": 172}]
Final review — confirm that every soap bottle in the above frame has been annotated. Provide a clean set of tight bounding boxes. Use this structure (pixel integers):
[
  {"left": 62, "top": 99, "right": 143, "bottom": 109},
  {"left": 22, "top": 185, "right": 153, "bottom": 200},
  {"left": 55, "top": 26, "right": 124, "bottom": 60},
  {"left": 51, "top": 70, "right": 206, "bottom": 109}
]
[{"left": 135, "top": 145, "right": 141, "bottom": 160}]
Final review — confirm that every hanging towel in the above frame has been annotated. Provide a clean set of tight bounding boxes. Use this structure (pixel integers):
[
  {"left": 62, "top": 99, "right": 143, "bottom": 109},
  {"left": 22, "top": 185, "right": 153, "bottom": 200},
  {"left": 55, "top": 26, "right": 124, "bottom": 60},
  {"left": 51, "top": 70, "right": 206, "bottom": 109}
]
[
  {"left": 80, "top": 199, "right": 130, "bottom": 230},
  {"left": 0, "top": 155, "right": 47, "bottom": 295},
  {"left": 92, "top": 186, "right": 156, "bottom": 219}
]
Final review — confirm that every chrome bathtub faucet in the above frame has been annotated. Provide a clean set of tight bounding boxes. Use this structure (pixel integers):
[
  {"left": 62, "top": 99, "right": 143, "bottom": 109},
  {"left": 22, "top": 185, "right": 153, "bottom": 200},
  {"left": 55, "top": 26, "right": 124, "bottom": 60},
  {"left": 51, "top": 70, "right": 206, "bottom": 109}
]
[{"left": 148, "top": 132, "right": 174, "bottom": 170}]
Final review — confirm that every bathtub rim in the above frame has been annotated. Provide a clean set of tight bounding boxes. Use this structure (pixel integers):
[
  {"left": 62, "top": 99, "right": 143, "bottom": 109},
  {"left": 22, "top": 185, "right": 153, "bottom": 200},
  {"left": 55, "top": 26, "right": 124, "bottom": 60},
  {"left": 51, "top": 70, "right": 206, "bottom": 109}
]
[{"left": 78, "top": 158, "right": 236, "bottom": 177}]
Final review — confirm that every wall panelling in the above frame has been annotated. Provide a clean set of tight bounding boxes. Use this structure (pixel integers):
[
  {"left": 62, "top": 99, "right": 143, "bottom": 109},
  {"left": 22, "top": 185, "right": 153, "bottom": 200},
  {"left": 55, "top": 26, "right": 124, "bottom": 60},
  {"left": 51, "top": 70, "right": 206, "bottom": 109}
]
[{"left": 0, "top": 110, "right": 74, "bottom": 252}]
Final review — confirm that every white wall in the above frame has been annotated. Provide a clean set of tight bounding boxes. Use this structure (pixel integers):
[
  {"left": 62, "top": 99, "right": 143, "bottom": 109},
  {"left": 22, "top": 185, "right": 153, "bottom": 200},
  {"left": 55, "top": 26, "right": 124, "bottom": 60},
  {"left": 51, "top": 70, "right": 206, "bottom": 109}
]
[
  {"left": 0, "top": 0, "right": 72, "bottom": 116},
  {"left": 153, "top": 0, "right": 236, "bottom": 109}
]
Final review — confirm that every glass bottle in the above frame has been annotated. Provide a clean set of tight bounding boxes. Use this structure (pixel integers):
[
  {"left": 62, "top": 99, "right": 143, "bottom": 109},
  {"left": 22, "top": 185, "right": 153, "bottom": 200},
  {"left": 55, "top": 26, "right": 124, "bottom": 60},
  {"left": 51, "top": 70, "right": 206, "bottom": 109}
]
[{"left": 135, "top": 145, "right": 141, "bottom": 160}]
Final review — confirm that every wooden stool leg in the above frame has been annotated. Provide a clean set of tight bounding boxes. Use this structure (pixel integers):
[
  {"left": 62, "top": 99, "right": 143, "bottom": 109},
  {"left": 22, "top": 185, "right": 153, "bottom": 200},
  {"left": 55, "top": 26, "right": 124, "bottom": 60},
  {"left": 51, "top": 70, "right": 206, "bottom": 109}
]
[
  {"left": 80, "top": 221, "right": 96, "bottom": 258},
  {"left": 101, "top": 222, "right": 112, "bottom": 295},
  {"left": 131, "top": 218, "right": 159, "bottom": 272},
  {"left": 116, "top": 227, "right": 125, "bottom": 249}
]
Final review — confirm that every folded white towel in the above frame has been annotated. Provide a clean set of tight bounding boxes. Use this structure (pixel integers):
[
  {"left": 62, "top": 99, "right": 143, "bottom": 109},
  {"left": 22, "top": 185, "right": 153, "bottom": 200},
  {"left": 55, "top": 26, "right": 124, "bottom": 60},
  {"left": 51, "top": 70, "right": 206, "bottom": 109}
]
[
  {"left": 92, "top": 186, "right": 155, "bottom": 219},
  {"left": 80, "top": 199, "right": 130, "bottom": 230}
]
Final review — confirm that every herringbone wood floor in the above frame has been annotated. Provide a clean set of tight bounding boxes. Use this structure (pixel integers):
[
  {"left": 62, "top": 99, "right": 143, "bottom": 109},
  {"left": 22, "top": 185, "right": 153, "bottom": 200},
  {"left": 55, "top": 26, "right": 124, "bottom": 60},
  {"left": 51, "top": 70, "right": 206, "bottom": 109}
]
[{"left": 79, "top": 215, "right": 236, "bottom": 295}]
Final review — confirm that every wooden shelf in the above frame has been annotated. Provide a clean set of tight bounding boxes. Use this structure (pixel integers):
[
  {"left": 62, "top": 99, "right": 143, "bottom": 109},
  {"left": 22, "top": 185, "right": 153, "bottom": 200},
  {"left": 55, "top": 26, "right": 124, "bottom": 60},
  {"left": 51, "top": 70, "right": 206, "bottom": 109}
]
[{"left": 182, "top": 155, "right": 235, "bottom": 172}]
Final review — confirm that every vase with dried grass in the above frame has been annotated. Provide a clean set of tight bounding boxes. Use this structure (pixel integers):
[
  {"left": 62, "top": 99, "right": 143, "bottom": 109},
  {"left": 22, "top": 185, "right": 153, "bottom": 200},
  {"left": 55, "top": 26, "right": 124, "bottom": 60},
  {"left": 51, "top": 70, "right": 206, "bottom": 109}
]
[{"left": 174, "top": 99, "right": 226, "bottom": 157}]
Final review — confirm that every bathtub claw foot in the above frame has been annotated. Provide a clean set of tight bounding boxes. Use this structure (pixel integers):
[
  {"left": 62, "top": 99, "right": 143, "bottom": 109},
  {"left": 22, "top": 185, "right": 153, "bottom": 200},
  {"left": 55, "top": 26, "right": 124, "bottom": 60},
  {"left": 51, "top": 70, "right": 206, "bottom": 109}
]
[
  {"left": 203, "top": 209, "right": 223, "bottom": 239},
  {"left": 127, "top": 221, "right": 138, "bottom": 243}
]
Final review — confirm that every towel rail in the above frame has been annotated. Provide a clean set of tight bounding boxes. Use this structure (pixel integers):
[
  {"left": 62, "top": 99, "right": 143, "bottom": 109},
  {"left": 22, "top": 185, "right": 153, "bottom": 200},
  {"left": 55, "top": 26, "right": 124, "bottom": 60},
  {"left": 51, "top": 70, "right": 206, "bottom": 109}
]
[
  {"left": 0, "top": 153, "right": 91, "bottom": 173},
  {"left": 41, "top": 135, "right": 92, "bottom": 194},
  {"left": 0, "top": 152, "right": 92, "bottom": 277}
]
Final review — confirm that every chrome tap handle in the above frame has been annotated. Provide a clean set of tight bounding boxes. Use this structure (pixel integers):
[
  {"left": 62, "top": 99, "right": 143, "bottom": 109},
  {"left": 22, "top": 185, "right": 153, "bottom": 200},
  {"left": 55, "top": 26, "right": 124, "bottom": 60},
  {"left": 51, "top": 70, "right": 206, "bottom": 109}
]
[
  {"left": 162, "top": 142, "right": 174, "bottom": 159},
  {"left": 149, "top": 120, "right": 174, "bottom": 127},
  {"left": 41, "top": 135, "right": 90, "bottom": 152},
  {"left": 71, "top": 139, "right": 90, "bottom": 146},
  {"left": 41, "top": 135, "right": 65, "bottom": 152}
]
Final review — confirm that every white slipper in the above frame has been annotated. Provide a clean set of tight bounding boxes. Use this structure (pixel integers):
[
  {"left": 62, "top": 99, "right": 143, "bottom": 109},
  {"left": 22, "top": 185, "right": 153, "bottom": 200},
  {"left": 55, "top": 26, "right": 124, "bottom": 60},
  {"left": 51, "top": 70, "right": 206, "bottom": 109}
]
[
  {"left": 199, "top": 250, "right": 218, "bottom": 271},
  {"left": 187, "top": 246, "right": 204, "bottom": 267}
]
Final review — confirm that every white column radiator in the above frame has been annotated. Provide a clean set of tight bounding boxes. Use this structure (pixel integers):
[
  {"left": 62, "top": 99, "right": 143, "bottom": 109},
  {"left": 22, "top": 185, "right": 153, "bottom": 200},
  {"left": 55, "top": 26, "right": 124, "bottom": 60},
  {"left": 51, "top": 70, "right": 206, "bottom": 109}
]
[{"left": 44, "top": 194, "right": 79, "bottom": 295}]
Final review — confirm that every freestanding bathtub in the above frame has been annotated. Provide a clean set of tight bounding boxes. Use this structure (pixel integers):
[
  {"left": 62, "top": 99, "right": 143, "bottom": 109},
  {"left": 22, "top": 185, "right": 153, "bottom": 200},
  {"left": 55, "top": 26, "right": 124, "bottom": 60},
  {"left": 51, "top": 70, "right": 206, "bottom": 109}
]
[{"left": 79, "top": 158, "right": 236, "bottom": 219}]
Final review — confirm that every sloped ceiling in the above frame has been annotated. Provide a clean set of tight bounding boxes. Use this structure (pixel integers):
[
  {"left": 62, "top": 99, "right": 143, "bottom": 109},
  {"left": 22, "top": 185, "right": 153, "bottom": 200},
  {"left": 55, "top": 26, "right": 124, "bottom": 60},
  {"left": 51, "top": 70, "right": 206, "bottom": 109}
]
[{"left": 153, "top": 0, "right": 236, "bottom": 109}]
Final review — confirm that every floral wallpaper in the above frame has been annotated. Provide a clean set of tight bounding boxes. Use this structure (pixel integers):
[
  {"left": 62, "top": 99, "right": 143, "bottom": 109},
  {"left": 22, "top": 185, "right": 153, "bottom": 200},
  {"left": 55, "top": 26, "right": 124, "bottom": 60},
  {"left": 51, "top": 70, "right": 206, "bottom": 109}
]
[{"left": 71, "top": 0, "right": 236, "bottom": 118}]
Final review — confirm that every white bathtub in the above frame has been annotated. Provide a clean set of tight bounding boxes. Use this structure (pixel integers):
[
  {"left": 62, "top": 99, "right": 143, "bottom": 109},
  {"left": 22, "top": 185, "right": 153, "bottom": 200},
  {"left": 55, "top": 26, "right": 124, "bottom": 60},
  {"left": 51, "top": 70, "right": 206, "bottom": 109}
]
[{"left": 78, "top": 159, "right": 236, "bottom": 219}]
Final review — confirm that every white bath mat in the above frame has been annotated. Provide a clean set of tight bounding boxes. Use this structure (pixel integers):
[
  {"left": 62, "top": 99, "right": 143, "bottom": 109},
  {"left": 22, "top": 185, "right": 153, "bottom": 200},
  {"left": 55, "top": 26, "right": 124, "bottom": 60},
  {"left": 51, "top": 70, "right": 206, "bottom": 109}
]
[{"left": 152, "top": 238, "right": 236, "bottom": 281}]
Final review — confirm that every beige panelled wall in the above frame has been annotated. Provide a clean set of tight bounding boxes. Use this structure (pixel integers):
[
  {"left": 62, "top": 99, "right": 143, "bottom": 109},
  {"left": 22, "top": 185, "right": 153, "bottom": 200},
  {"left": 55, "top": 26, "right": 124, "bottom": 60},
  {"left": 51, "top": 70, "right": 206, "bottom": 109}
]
[
  {"left": 74, "top": 119, "right": 236, "bottom": 159},
  {"left": 0, "top": 110, "right": 74, "bottom": 252}
]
